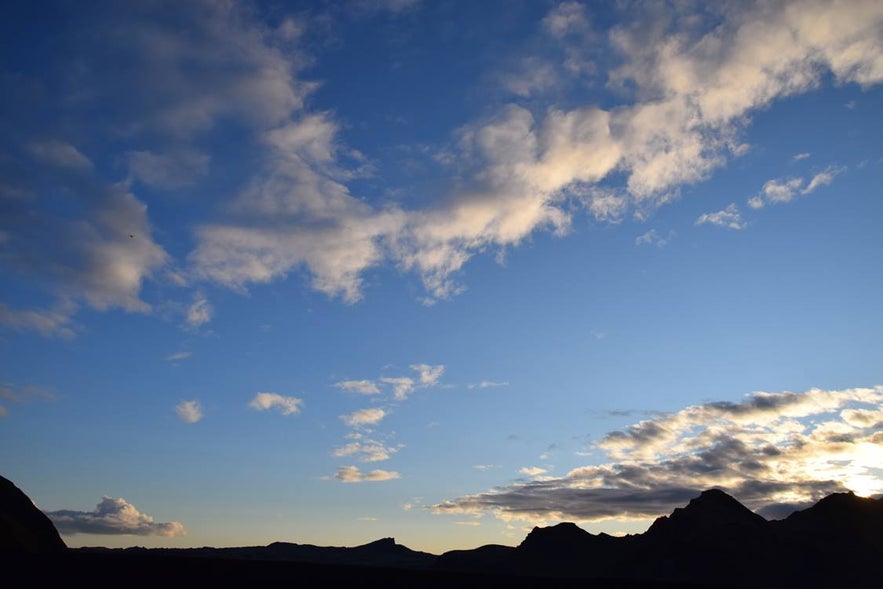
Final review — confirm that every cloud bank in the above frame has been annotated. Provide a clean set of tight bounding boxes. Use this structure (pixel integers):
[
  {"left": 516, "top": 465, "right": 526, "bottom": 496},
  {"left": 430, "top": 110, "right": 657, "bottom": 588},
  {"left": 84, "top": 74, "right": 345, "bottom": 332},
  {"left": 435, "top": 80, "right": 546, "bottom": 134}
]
[{"left": 434, "top": 386, "right": 883, "bottom": 524}]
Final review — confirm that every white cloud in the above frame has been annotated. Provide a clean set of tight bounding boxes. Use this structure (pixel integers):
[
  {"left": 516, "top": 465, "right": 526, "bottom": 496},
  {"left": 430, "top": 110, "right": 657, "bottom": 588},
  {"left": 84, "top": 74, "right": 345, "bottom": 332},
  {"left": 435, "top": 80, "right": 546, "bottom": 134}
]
[
  {"left": 750, "top": 177, "right": 804, "bottom": 208},
  {"left": 249, "top": 392, "right": 303, "bottom": 415},
  {"left": 191, "top": 0, "right": 883, "bottom": 304},
  {"left": 474, "top": 464, "right": 501, "bottom": 471},
  {"left": 3, "top": 1, "right": 881, "bottom": 316},
  {"left": 166, "top": 351, "right": 192, "bottom": 362},
  {"left": 45, "top": 497, "right": 185, "bottom": 536},
  {"left": 334, "top": 465, "right": 400, "bottom": 483},
  {"left": 190, "top": 110, "right": 406, "bottom": 303},
  {"left": 175, "top": 399, "right": 203, "bottom": 423},
  {"left": 128, "top": 149, "right": 210, "bottom": 189},
  {"left": 378, "top": 364, "right": 445, "bottom": 400},
  {"left": 380, "top": 376, "right": 416, "bottom": 400},
  {"left": 695, "top": 203, "right": 746, "bottom": 230},
  {"left": 519, "top": 466, "right": 548, "bottom": 477},
  {"left": 435, "top": 385, "right": 883, "bottom": 523},
  {"left": 341, "top": 407, "right": 386, "bottom": 427},
  {"left": 413, "top": 363, "right": 444, "bottom": 386},
  {"left": 793, "top": 152, "right": 811, "bottom": 161},
  {"left": 334, "top": 380, "right": 380, "bottom": 395},
  {"left": 186, "top": 294, "right": 213, "bottom": 328},
  {"left": 27, "top": 140, "right": 93, "bottom": 171}
]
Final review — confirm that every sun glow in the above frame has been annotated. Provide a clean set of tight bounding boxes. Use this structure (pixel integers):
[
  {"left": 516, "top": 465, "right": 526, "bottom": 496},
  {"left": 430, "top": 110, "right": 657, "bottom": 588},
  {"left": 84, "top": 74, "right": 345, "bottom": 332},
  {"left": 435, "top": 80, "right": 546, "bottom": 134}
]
[{"left": 842, "top": 443, "right": 883, "bottom": 498}]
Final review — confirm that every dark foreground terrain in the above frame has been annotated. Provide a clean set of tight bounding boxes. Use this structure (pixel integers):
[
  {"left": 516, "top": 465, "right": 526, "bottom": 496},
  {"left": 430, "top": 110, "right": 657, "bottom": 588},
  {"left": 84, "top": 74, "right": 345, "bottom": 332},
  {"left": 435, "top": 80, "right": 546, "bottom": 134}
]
[
  {"left": 6, "top": 550, "right": 694, "bottom": 588},
  {"left": 3, "top": 474, "right": 882, "bottom": 588}
]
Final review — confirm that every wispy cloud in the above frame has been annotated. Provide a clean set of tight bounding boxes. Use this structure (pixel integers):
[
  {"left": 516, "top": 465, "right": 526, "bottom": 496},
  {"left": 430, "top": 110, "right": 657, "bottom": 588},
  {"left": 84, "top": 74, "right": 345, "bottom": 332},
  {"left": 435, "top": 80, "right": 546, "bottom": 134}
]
[
  {"left": 0, "top": 383, "right": 55, "bottom": 417},
  {"left": 380, "top": 364, "right": 445, "bottom": 400},
  {"left": 249, "top": 392, "right": 303, "bottom": 415},
  {"left": 468, "top": 380, "right": 509, "bottom": 390},
  {"left": 542, "top": 1, "right": 591, "bottom": 38},
  {"left": 175, "top": 400, "right": 203, "bottom": 423},
  {"left": 165, "top": 351, "right": 192, "bottom": 362},
  {"left": 435, "top": 386, "right": 883, "bottom": 523},
  {"left": 27, "top": 140, "right": 93, "bottom": 171},
  {"left": 0, "top": 303, "right": 76, "bottom": 339},
  {"left": 695, "top": 204, "right": 746, "bottom": 230},
  {"left": 334, "top": 465, "right": 400, "bottom": 483},
  {"left": 748, "top": 166, "right": 844, "bottom": 209},
  {"left": 331, "top": 439, "right": 401, "bottom": 462},
  {"left": 793, "top": 152, "right": 811, "bottom": 161},
  {"left": 186, "top": 294, "right": 213, "bottom": 328},
  {"left": 127, "top": 149, "right": 210, "bottom": 190},
  {"left": 380, "top": 376, "right": 416, "bottom": 400},
  {"left": 635, "top": 229, "right": 674, "bottom": 247},
  {"left": 804, "top": 167, "right": 842, "bottom": 193},
  {"left": 45, "top": 497, "right": 185, "bottom": 536}
]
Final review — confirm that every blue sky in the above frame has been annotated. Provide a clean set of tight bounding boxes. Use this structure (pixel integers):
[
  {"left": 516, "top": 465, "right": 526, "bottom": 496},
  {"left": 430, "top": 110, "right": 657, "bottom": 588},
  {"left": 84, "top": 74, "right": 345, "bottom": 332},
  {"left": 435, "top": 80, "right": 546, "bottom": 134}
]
[{"left": 2, "top": 0, "right": 883, "bottom": 554}]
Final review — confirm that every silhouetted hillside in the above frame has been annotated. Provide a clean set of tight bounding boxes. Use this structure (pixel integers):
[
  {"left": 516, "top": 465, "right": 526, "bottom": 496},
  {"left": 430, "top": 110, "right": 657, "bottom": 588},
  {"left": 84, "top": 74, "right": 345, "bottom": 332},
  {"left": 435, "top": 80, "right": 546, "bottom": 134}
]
[
  {"left": 116, "top": 535, "right": 437, "bottom": 569},
  {"left": 3, "top": 472, "right": 882, "bottom": 587},
  {"left": 0, "top": 475, "right": 66, "bottom": 554}
]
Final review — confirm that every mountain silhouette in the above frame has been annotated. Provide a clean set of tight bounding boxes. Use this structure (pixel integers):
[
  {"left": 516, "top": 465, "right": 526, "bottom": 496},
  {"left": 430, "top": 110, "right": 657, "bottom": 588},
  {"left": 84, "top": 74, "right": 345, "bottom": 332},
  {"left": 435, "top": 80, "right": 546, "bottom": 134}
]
[
  {"left": 0, "top": 474, "right": 66, "bottom": 554},
  {"left": 3, "top": 472, "right": 882, "bottom": 587},
  {"left": 132, "top": 536, "right": 437, "bottom": 569}
]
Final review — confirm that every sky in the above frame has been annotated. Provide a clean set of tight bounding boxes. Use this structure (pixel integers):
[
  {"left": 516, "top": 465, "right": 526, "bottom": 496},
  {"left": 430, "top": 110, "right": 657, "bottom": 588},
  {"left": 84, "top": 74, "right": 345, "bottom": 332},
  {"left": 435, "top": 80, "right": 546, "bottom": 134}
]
[{"left": 1, "top": 0, "right": 883, "bottom": 555}]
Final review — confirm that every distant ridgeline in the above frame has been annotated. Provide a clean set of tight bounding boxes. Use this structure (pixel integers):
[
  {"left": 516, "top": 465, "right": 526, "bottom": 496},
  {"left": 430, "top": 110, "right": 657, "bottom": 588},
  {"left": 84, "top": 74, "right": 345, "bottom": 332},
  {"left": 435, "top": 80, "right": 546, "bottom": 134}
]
[{"left": 3, "top": 474, "right": 882, "bottom": 588}]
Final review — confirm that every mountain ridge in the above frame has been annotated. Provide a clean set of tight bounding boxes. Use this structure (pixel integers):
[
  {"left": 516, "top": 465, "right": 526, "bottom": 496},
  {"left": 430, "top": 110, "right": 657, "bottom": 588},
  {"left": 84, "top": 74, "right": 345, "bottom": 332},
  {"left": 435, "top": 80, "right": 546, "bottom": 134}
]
[{"left": 4, "top": 473, "right": 882, "bottom": 587}]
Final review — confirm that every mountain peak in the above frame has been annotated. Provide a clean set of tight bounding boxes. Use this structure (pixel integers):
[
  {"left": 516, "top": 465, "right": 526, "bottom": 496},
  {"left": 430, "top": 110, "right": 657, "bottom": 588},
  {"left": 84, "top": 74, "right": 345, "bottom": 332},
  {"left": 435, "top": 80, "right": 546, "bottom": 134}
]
[
  {"left": 647, "top": 488, "right": 766, "bottom": 537},
  {"left": 518, "top": 522, "right": 592, "bottom": 549},
  {"left": 783, "top": 490, "right": 883, "bottom": 534},
  {"left": 358, "top": 537, "right": 397, "bottom": 549}
]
